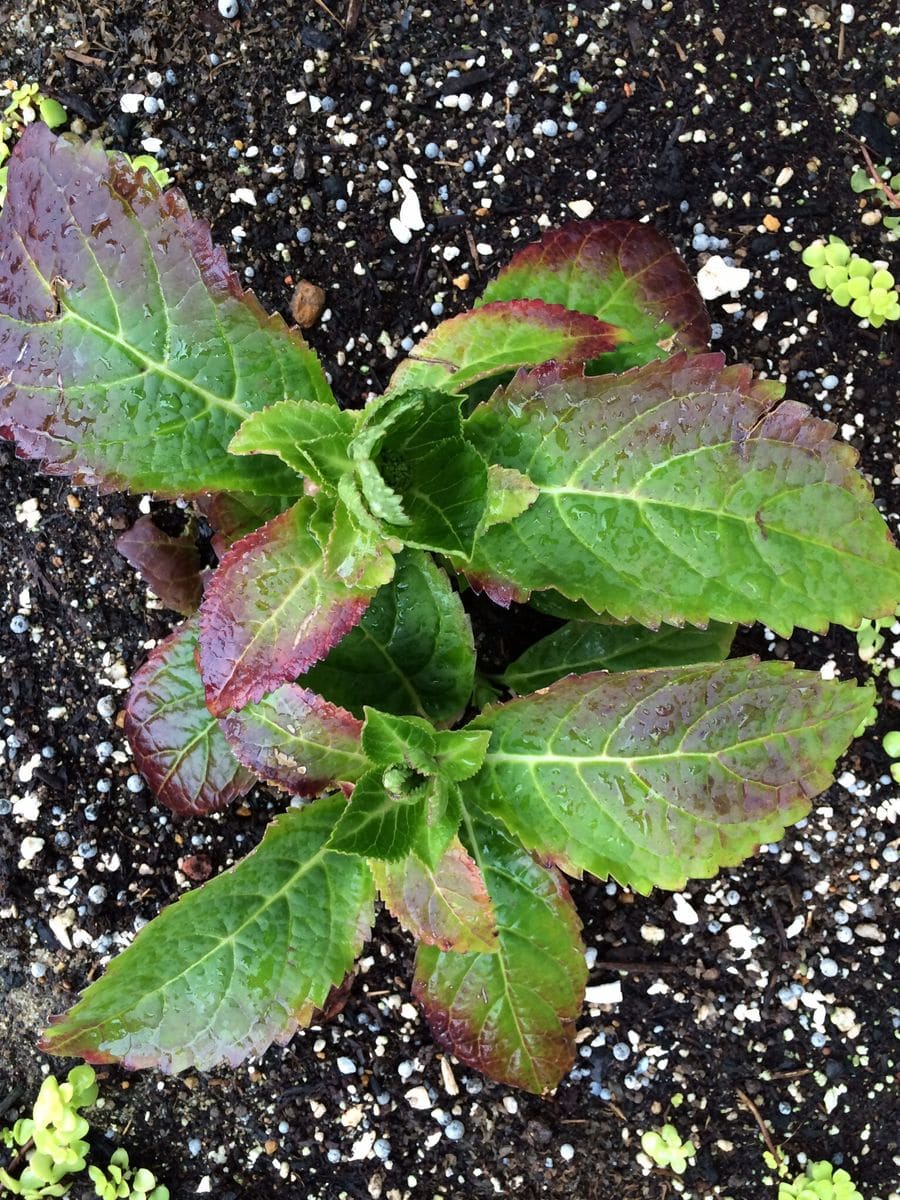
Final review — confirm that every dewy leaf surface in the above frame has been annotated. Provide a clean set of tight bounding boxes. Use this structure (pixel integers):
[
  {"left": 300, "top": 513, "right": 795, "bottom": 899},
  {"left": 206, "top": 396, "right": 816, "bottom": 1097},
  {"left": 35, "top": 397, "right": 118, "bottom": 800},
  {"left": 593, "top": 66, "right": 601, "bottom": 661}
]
[
  {"left": 199, "top": 497, "right": 380, "bottom": 715},
  {"left": 123, "top": 622, "right": 254, "bottom": 816},
  {"left": 479, "top": 220, "right": 710, "bottom": 369},
  {"left": 220, "top": 684, "right": 368, "bottom": 796},
  {"left": 229, "top": 399, "right": 356, "bottom": 489},
  {"left": 372, "top": 837, "right": 498, "bottom": 953},
  {"left": 467, "top": 659, "right": 874, "bottom": 893},
  {"left": 302, "top": 550, "right": 475, "bottom": 723},
  {"left": 0, "top": 126, "right": 329, "bottom": 496},
  {"left": 501, "top": 620, "right": 735, "bottom": 694},
  {"left": 195, "top": 492, "right": 295, "bottom": 556},
  {"left": 328, "top": 767, "right": 427, "bottom": 860},
  {"left": 388, "top": 300, "right": 624, "bottom": 393},
  {"left": 40, "top": 797, "right": 374, "bottom": 1071},
  {"left": 413, "top": 811, "right": 586, "bottom": 1095},
  {"left": 116, "top": 516, "right": 203, "bottom": 616},
  {"left": 464, "top": 354, "right": 900, "bottom": 634}
]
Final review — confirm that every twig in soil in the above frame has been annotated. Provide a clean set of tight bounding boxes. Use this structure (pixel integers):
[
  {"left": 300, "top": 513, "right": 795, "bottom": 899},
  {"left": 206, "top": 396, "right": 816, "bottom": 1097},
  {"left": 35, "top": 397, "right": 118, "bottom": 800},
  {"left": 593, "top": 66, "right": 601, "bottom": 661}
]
[
  {"left": 736, "top": 1088, "right": 782, "bottom": 1169},
  {"left": 854, "top": 139, "right": 900, "bottom": 211},
  {"left": 311, "top": 0, "right": 342, "bottom": 26},
  {"left": 345, "top": 0, "right": 363, "bottom": 31}
]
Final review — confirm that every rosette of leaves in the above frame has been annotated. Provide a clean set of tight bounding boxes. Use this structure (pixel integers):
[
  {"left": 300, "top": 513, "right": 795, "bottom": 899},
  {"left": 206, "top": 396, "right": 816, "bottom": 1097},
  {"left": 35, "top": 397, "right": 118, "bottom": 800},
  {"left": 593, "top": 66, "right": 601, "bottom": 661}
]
[
  {"left": 850, "top": 158, "right": 900, "bottom": 231},
  {"left": 778, "top": 1161, "right": 863, "bottom": 1200},
  {"left": 802, "top": 237, "right": 900, "bottom": 326},
  {"left": 88, "top": 1150, "right": 169, "bottom": 1200},
  {"left": 0, "top": 1065, "right": 98, "bottom": 1197},
  {"left": 3, "top": 127, "right": 899, "bottom": 1094}
]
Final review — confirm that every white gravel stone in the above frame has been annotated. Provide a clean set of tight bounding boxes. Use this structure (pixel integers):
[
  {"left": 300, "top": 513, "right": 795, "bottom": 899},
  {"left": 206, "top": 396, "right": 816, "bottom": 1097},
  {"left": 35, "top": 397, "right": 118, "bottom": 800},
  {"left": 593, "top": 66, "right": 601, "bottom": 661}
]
[
  {"left": 20, "top": 836, "right": 45, "bottom": 862},
  {"left": 404, "top": 1086, "right": 432, "bottom": 1110},
  {"left": 585, "top": 981, "right": 623, "bottom": 1006},
  {"left": 119, "top": 93, "right": 144, "bottom": 114},
  {"left": 696, "top": 256, "right": 752, "bottom": 300},
  {"left": 389, "top": 217, "right": 412, "bottom": 245},
  {"left": 568, "top": 199, "right": 595, "bottom": 219},
  {"left": 672, "top": 893, "right": 699, "bottom": 924}
]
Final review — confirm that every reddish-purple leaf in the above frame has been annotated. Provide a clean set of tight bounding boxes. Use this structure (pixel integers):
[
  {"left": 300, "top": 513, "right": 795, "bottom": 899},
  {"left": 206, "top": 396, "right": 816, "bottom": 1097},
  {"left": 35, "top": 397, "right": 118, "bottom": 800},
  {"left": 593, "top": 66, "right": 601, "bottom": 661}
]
[
  {"left": 116, "top": 516, "right": 203, "bottom": 616},
  {"left": 196, "top": 492, "right": 296, "bottom": 557},
  {"left": 388, "top": 299, "right": 624, "bottom": 393},
  {"left": 221, "top": 684, "right": 367, "bottom": 796},
  {"left": 0, "top": 126, "right": 329, "bottom": 497},
  {"left": 124, "top": 622, "right": 254, "bottom": 816},
  {"left": 198, "top": 498, "right": 378, "bottom": 716},
  {"left": 480, "top": 220, "right": 710, "bottom": 369},
  {"left": 372, "top": 837, "right": 498, "bottom": 953}
]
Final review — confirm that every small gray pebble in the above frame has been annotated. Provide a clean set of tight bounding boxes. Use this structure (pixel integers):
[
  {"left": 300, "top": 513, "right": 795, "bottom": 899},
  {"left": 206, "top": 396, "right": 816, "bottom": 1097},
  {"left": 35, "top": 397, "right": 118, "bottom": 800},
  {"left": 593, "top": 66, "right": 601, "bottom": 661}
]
[
  {"left": 819, "top": 957, "right": 839, "bottom": 977},
  {"left": 374, "top": 1138, "right": 391, "bottom": 1160},
  {"left": 96, "top": 778, "right": 112, "bottom": 793},
  {"left": 612, "top": 1042, "right": 630, "bottom": 1061},
  {"left": 399, "top": 61, "right": 412, "bottom": 77},
  {"left": 296, "top": 227, "right": 312, "bottom": 244},
  {"left": 336, "top": 1056, "right": 356, "bottom": 1075},
  {"left": 560, "top": 1143, "right": 575, "bottom": 1161},
  {"left": 217, "top": 0, "right": 239, "bottom": 18},
  {"left": 444, "top": 1120, "right": 465, "bottom": 1141},
  {"left": 31, "top": 962, "right": 48, "bottom": 979},
  {"left": 822, "top": 374, "right": 839, "bottom": 390},
  {"left": 377, "top": 178, "right": 392, "bottom": 195},
  {"left": 321, "top": 96, "right": 336, "bottom": 114},
  {"left": 9, "top": 615, "right": 29, "bottom": 634},
  {"left": 326, "top": 1148, "right": 341, "bottom": 1163},
  {"left": 188, "top": 1138, "right": 201, "bottom": 1157},
  {"left": 424, "top": 142, "right": 440, "bottom": 159},
  {"left": 126, "top": 774, "right": 144, "bottom": 794},
  {"left": 96, "top": 695, "right": 116, "bottom": 719},
  {"left": 88, "top": 885, "right": 107, "bottom": 905},
  {"left": 540, "top": 118, "right": 559, "bottom": 137}
]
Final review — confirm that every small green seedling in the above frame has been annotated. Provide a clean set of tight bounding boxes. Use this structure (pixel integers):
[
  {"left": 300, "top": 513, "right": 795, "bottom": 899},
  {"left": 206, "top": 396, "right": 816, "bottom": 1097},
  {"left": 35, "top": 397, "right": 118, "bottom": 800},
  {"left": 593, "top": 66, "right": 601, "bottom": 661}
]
[
  {"left": 851, "top": 158, "right": 900, "bottom": 232},
  {"left": 87, "top": 1149, "right": 168, "bottom": 1200},
  {"left": 121, "top": 153, "right": 172, "bottom": 190},
  {"left": 802, "top": 237, "right": 900, "bottom": 327},
  {"left": 0, "top": 80, "right": 66, "bottom": 205},
  {"left": 883, "top": 730, "right": 900, "bottom": 784},
  {"left": 0, "top": 1066, "right": 97, "bottom": 1197},
  {"left": 639, "top": 1124, "right": 696, "bottom": 1175},
  {"left": 778, "top": 1159, "right": 863, "bottom": 1200},
  {"left": 0, "top": 1067, "right": 167, "bottom": 1200}
]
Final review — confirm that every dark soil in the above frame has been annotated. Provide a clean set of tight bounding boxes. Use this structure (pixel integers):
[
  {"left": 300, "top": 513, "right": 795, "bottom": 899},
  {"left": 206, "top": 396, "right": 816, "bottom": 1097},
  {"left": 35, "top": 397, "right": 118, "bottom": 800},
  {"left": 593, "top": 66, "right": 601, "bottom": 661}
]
[{"left": 1, "top": 2, "right": 898, "bottom": 1198}]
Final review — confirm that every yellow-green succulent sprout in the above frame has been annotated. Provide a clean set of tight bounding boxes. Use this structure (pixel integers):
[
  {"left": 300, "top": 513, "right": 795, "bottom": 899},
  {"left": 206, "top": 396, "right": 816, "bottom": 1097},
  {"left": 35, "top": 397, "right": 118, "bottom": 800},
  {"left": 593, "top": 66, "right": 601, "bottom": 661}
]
[
  {"left": 640, "top": 1123, "right": 697, "bottom": 1175},
  {"left": 803, "top": 237, "right": 899, "bottom": 327},
  {"left": 778, "top": 1159, "right": 863, "bottom": 1200}
]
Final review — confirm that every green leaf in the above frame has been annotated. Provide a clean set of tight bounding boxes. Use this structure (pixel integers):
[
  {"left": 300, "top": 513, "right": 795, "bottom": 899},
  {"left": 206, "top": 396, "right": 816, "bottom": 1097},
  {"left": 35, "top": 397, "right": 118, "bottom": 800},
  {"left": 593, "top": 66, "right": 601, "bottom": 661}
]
[
  {"left": 372, "top": 836, "right": 498, "bottom": 953},
  {"left": 0, "top": 126, "right": 330, "bottom": 497},
  {"left": 501, "top": 620, "right": 736, "bottom": 693},
  {"left": 479, "top": 220, "right": 710, "bottom": 370},
  {"left": 463, "top": 354, "right": 900, "bottom": 635},
  {"left": 466, "top": 659, "right": 874, "bottom": 892},
  {"left": 360, "top": 708, "right": 491, "bottom": 783},
  {"left": 220, "top": 684, "right": 368, "bottom": 795},
  {"left": 40, "top": 797, "right": 374, "bottom": 1071},
  {"left": 229, "top": 399, "right": 356, "bottom": 489},
  {"left": 351, "top": 389, "right": 489, "bottom": 557},
  {"left": 123, "top": 622, "right": 254, "bottom": 816},
  {"left": 361, "top": 708, "right": 438, "bottom": 772},
  {"left": 328, "top": 766, "right": 427, "bottom": 859},
  {"left": 388, "top": 299, "right": 624, "bottom": 393},
  {"left": 413, "top": 809, "right": 586, "bottom": 1095},
  {"left": 481, "top": 465, "right": 539, "bottom": 531},
  {"left": 302, "top": 550, "right": 475, "bottom": 723},
  {"left": 198, "top": 497, "right": 387, "bottom": 715},
  {"left": 317, "top": 490, "right": 401, "bottom": 589}
]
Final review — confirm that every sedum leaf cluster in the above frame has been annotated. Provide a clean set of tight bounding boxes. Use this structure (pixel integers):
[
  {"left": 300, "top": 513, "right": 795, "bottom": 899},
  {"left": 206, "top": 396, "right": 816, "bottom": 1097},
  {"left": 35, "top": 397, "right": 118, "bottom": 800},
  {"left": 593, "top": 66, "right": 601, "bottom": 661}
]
[
  {"left": 1, "top": 126, "right": 898, "bottom": 1094},
  {"left": 802, "top": 236, "right": 900, "bottom": 326}
]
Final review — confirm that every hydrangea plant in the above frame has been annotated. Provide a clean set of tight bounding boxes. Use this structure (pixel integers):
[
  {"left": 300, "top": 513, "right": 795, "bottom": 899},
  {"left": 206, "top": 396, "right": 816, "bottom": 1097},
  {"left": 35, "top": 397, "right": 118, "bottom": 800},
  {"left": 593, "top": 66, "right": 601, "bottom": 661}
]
[{"left": 2, "top": 126, "right": 899, "bottom": 1093}]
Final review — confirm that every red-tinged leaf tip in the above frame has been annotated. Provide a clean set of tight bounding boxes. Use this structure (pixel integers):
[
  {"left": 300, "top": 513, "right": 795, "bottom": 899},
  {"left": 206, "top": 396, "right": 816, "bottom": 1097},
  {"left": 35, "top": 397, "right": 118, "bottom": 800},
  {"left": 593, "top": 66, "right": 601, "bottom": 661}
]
[
  {"left": 220, "top": 684, "right": 367, "bottom": 796},
  {"left": 481, "top": 220, "right": 710, "bottom": 366},
  {"left": 389, "top": 299, "right": 625, "bottom": 393},
  {"left": 124, "top": 622, "right": 254, "bottom": 816},
  {"left": 198, "top": 500, "right": 375, "bottom": 717},
  {"left": 0, "top": 126, "right": 329, "bottom": 497},
  {"left": 116, "top": 516, "right": 203, "bottom": 616}
]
